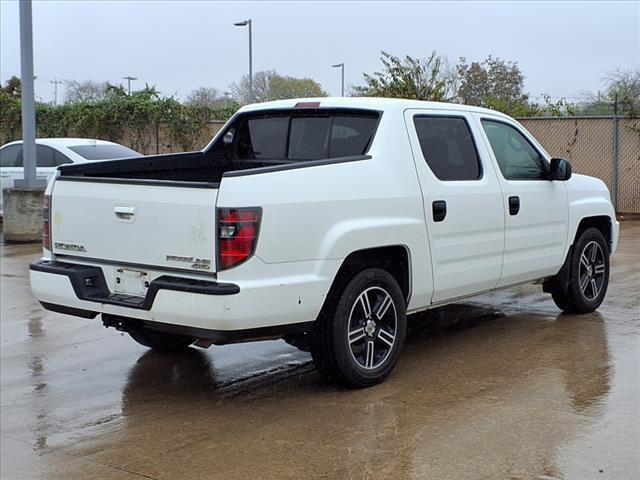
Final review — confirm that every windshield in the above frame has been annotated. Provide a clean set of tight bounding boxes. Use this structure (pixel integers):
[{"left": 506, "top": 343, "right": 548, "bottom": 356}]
[
  {"left": 210, "top": 109, "right": 380, "bottom": 161},
  {"left": 68, "top": 144, "right": 142, "bottom": 161}
]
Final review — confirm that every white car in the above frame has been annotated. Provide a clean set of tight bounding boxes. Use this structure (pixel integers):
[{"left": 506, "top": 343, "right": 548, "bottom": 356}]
[
  {"left": 0, "top": 138, "right": 142, "bottom": 214},
  {"left": 29, "top": 98, "right": 619, "bottom": 387}
]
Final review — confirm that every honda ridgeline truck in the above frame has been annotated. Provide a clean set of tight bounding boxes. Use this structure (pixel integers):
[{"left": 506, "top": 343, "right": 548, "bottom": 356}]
[{"left": 30, "top": 98, "right": 619, "bottom": 387}]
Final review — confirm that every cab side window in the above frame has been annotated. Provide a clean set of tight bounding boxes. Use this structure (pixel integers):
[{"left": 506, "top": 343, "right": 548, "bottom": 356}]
[
  {"left": 413, "top": 116, "right": 482, "bottom": 181},
  {"left": 481, "top": 120, "right": 547, "bottom": 180}
]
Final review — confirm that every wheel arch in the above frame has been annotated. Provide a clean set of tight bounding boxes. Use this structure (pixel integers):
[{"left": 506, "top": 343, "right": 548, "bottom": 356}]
[
  {"left": 574, "top": 215, "right": 613, "bottom": 252},
  {"left": 318, "top": 245, "right": 412, "bottom": 318},
  {"left": 545, "top": 215, "right": 612, "bottom": 295}
]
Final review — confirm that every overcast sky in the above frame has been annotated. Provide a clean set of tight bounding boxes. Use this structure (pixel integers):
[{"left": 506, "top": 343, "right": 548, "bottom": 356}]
[{"left": 1, "top": 0, "right": 638, "bottom": 104}]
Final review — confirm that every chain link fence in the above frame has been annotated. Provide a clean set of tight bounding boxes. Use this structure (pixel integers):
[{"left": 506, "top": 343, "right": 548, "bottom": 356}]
[{"left": 519, "top": 116, "right": 640, "bottom": 215}]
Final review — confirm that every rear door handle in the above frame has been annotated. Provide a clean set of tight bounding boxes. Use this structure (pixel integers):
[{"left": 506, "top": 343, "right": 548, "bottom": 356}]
[
  {"left": 509, "top": 196, "right": 520, "bottom": 215},
  {"left": 114, "top": 206, "right": 136, "bottom": 221},
  {"left": 432, "top": 200, "right": 447, "bottom": 222}
]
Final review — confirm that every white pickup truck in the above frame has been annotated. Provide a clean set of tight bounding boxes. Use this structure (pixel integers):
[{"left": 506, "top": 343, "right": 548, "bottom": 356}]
[{"left": 30, "top": 98, "right": 619, "bottom": 387}]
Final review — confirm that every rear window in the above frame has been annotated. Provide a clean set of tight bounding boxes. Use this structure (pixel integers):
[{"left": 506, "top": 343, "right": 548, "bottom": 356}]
[
  {"left": 68, "top": 144, "right": 142, "bottom": 161},
  {"left": 238, "top": 117, "right": 289, "bottom": 160},
  {"left": 215, "top": 109, "right": 379, "bottom": 161}
]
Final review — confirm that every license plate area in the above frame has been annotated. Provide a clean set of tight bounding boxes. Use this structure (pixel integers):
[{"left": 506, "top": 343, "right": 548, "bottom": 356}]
[{"left": 115, "top": 268, "right": 149, "bottom": 296}]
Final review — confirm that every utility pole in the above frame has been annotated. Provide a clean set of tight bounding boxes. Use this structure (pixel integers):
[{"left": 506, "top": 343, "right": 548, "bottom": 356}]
[
  {"left": 122, "top": 75, "right": 138, "bottom": 95},
  {"left": 16, "top": 0, "right": 43, "bottom": 188},
  {"left": 234, "top": 19, "right": 253, "bottom": 103},
  {"left": 3, "top": 0, "right": 46, "bottom": 243},
  {"left": 611, "top": 92, "right": 619, "bottom": 212},
  {"left": 50, "top": 78, "right": 63, "bottom": 106},
  {"left": 332, "top": 63, "right": 345, "bottom": 96}
]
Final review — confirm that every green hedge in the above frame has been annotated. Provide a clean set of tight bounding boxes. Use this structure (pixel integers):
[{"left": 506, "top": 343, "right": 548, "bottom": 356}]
[{"left": 0, "top": 88, "right": 239, "bottom": 151}]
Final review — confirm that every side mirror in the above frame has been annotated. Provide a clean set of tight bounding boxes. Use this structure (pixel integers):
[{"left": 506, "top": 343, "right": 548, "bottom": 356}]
[{"left": 550, "top": 158, "right": 572, "bottom": 181}]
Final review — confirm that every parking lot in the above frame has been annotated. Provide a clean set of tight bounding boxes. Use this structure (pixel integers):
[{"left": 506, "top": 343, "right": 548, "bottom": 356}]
[{"left": 0, "top": 222, "right": 638, "bottom": 480}]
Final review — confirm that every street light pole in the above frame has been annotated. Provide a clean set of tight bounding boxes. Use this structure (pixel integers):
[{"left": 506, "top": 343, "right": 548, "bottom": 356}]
[
  {"left": 234, "top": 19, "right": 253, "bottom": 103},
  {"left": 332, "top": 63, "right": 344, "bottom": 97},
  {"left": 16, "top": 0, "right": 43, "bottom": 188},
  {"left": 122, "top": 76, "right": 138, "bottom": 95}
]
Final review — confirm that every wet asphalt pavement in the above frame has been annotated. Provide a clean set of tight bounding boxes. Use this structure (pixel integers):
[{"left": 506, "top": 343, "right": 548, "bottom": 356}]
[{"left": 1, "top": 223, "right": 638, "bottom": 480}]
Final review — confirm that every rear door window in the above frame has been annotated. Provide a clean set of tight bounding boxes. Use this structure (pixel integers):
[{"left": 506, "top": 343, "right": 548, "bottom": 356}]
[
  {"left": 36, "top": 145, "right": 57, "bottom": 167},
  {"left": 413, "top": 116, "right": 482, "bottom": 181}
]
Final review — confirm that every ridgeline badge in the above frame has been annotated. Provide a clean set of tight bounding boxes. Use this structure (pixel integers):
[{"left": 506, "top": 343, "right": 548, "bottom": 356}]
[{"left": 166, "top": 254, "right": 212, "bottom": 270}]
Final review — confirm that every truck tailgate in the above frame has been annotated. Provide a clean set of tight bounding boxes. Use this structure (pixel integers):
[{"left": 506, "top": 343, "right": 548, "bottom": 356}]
[{"left": 51, "top": 180, "right": 218, "bottom": 273}]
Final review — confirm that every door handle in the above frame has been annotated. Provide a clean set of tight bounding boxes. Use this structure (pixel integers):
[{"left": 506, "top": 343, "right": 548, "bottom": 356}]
[
  {"left": 432, "top": 200, "right": 447, "bottom": 222},
  {"left": 509, "top": 196, "right": 520, "bottom": 215},
  {"left": 114, "top": 206, "right": 136, "bottom": 221}
]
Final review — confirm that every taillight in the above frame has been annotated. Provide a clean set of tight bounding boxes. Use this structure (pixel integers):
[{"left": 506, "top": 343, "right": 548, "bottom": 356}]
[
  {"left": 217, "top": 207, "right": 261, "bottom": 270},
  {"left": 43, "top": 194, "right": 51, "bottom": 250}
]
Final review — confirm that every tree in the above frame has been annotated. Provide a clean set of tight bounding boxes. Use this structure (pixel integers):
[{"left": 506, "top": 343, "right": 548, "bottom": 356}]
[
  {"left": 269, "top": 75, "right": 327, "bottom": 99},
  {"left": 579, "top": 67, "right": 640, "bottom": 117},
  {"left": 230, "top": 70, "right": 327, "bottom": 103},
  {"left": 456, "top": 56, "right": 529, "bottom": 115},
  {"left": 607, "top": 68, "right": 640, "bottom": 116},
  {"left": 186, "top": 86, "right": 222, "bottom": 108},
  {"left": 353, "top": 51, "right": 455, "bottom": 101},
  {"left": 1, "top": 76, "right": 21, "bottom": 97},
  {"left": 230, "top": 70, "right": 275, "bottom": 103},
  {"left": 65, "top": 80, "right": 109, "bottom": 103}
]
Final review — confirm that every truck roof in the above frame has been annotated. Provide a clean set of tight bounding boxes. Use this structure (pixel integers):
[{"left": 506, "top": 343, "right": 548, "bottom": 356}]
[{"left": 238, "top": 97, "right": 513, "bottom": 119}]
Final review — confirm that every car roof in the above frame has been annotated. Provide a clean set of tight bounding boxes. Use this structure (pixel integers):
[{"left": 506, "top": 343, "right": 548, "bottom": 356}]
[
  {"left": 1, "top": 138, "right": 121, "bottom": 148},
  {"left": 237, "top": 96, "right": 513, "bottom": 119}
]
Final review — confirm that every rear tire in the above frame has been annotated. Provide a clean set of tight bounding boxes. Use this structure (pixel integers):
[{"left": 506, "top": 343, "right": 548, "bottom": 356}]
[
  {"left": 551, "top": 227, "right": 610, "bottom": 313},
  {"left": 309, "top": 268, "right": 407, "bottom": 388},
  {"left": 129, "top": 328, "right": 194, "bottom": 351}
]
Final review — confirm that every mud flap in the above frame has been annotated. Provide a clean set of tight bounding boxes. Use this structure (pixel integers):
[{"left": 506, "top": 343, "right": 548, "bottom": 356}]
[{"left": 543, "top": 245, "right": 573, "bottom": 295}]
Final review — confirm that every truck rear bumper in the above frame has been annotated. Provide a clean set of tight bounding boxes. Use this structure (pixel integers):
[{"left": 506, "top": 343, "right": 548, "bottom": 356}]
[
  {"left": 30, "top": 260, "right": 239, "bottom": 310},
  {"left": 29, "top": 258, "right": 332, "bottom": 338}
]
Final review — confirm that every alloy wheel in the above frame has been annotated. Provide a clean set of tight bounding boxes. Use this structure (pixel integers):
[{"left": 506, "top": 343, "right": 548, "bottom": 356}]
[
  {"left": 578, "top": 240, "right": 606, "bottom": 301},
  {"left": 347, "top": 286, "right": 397, "bottom": 369}
]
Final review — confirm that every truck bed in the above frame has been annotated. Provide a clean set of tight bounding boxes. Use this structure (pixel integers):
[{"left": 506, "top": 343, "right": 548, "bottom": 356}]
[{"left": 58, "top": 151, "right": 291, "bottom": 185}]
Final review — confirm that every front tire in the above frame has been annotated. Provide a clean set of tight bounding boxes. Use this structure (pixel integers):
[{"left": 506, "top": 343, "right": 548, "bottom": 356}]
[
  {"left": 309, "top": 268, "right": 407, "bottom": 388},
  {"left": 129, "top": 327, "right": 194, "bottom": 351},
  {"left": 552, "top": 227, "right": 610, "bottom": 313}
]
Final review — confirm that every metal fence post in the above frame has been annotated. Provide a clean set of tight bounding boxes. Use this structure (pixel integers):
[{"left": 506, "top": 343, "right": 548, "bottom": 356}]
[
  {"left": 611, "top": 94, "right": 620, "bottom": 212},
  {"left": 155, "top": 122, "right": 160, "bottom": 155}
]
